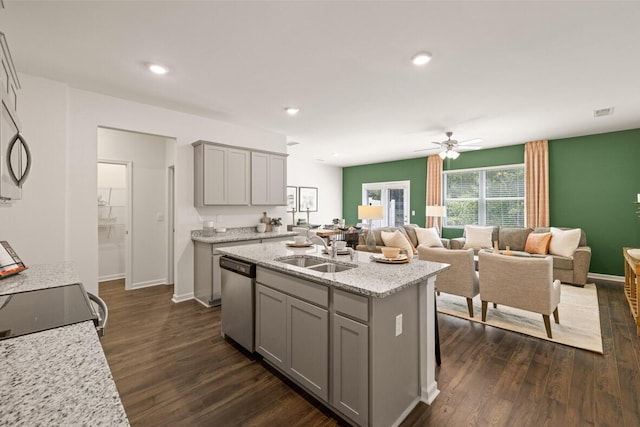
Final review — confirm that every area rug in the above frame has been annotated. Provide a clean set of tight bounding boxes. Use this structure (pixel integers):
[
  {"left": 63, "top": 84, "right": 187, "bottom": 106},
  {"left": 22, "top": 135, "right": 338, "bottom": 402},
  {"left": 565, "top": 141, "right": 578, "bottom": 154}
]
[{"left": 437, "top": 283, "right": 603, "bottom": 354}]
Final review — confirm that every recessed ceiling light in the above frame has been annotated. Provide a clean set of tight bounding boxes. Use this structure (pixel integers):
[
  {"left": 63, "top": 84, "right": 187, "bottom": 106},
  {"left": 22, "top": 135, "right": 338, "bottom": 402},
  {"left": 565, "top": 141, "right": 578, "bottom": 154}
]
[
  {"left": 285, "top": 107, "right": 300, "bottom": 115},
  {"left": 412, "top": 52, "right": 432, "bottom": 66},
  {"left": 148, "top": 64, "right": 169, "bottom": 75}
]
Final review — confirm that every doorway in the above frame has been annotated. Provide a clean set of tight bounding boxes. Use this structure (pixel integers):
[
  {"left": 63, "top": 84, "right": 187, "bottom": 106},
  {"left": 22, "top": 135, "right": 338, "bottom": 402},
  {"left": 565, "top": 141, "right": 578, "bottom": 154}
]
[
  {"left": 97, "top": 127, "right": 176, "bottom": 290},
  {"left": 362, "top": 181, "right": 411, "bottom": 227}
]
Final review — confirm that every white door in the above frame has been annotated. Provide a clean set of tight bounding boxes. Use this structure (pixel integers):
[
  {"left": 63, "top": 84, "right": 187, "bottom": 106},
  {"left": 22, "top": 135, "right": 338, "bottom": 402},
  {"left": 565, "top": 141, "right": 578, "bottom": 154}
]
[{"left": 362, "top": 181, "right": 410, "bottom": 227}]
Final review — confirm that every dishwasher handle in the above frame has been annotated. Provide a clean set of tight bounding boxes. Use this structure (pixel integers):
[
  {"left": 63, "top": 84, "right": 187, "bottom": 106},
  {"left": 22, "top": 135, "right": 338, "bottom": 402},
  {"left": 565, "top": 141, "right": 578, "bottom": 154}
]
[{"left": 220, "top": 256, "right": 256, "bottom": 278}]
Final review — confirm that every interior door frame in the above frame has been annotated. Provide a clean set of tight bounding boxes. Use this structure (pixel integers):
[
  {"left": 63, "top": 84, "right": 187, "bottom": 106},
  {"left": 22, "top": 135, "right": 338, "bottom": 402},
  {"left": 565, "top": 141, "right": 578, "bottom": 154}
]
[{"left": 167, "top": 165, "right": 175, "bottom": 285}]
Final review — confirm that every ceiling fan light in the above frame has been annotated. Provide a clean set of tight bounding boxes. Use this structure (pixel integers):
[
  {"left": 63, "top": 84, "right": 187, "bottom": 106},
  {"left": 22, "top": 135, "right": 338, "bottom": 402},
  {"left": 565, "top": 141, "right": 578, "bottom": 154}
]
[
  {"left": 450, "top": 151, "right": 460, "bottom": 159},
  {"left": 439, "top": 150, "right": 447, "bottom": 159}
]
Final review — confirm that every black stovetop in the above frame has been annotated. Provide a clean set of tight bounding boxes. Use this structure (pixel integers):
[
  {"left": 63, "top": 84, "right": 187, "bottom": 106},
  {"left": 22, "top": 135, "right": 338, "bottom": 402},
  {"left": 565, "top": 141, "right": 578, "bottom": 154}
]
[{"left": 0, "top": 283, "right": 97, "bottom": 341}]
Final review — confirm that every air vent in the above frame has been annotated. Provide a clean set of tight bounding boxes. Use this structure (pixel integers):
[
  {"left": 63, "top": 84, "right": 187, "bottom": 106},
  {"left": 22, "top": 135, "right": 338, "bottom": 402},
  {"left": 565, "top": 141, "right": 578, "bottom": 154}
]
[
  {"left": 286, "top": 141, "right": 300, "bottom": 146},
  {"left": 594, "top": 107, "right": 614, "bottom": 118}
]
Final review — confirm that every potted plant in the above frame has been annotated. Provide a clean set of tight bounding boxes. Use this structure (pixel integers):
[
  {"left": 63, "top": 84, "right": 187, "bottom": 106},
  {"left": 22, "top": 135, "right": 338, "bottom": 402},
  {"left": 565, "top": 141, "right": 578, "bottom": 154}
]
[{"left": 270, "top": 217, "right": 283, "bottom": 233}]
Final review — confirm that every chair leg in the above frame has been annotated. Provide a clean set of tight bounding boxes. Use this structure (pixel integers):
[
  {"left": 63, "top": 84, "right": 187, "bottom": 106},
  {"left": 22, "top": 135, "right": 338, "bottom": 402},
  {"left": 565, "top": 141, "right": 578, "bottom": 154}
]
[
  {"left": 543, "top": 314, "right": 552, "bottom": 338},
  {"left": 493, "top": 302, "right": 497, "bottom": 308},
  {"left": 437, "top": 291, "right": 440, "bottom": 296},
  {"left": 553, "top": 307, "right": 559, "bottom": 324},
  {"left": 466, "top": 298, "right": 474, "bottom": 317},
  {"left": 481, "top": 300, "right": 488, "bottom": 322}
]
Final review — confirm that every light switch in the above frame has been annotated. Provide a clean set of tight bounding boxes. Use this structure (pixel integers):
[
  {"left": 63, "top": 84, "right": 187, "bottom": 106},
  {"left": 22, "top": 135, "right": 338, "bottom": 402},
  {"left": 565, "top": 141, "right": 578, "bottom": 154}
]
[
  {"left": 395, "top": 314, "right": 403, "bottom": 336},
  {"left": 156, "top": 213, "right": 164, "bottom": 222},
  {"left": 411, "top": 210, "right": 415, "bottom": 216}
]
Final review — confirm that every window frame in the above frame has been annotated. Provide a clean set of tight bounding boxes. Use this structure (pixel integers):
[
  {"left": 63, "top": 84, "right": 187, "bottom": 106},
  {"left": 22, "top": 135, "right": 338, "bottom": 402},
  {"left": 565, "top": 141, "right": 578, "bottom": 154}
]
[{"left": 443, "top": 163, "right": 525, "bottom": 228}]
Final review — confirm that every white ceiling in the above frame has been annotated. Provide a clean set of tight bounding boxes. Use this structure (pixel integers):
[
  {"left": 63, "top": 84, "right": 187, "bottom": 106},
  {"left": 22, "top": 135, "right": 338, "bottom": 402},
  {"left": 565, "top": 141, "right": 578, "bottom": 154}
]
[{"left": 1, "top": 1, "right": 639, "bottom": 167}]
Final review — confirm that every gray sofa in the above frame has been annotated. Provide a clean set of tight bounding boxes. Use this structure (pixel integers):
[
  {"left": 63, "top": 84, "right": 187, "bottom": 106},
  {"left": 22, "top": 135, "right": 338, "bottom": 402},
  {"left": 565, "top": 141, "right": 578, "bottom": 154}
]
[
  {"left": 355, "top": 224, "right": 450, "bottom": 253},
  {"left": 450, "top": 227, "right": 591, "bottom": 287}
]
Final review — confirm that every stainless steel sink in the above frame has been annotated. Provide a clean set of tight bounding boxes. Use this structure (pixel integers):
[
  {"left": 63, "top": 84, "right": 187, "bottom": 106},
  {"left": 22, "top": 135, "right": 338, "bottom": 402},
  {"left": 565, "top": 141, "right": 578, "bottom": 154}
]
[
  {"left": 307, "top": 263, "right": 355, "bottom": 273},
  {"left": 276, "top": 256, "right": 326, "bottom": 268},
  {"left": 276, "top": 256, "right": 357, "bottom": 273}
]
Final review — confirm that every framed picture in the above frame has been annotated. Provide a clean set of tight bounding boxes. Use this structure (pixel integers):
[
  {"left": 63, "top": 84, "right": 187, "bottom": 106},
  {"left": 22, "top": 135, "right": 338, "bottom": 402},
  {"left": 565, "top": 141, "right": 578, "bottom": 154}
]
[
  {"left": 286, "top": 186, "right": 297, "bottom": 212},
  {"left": 298, "top": 187, "right": 318, "bottom": 212}
]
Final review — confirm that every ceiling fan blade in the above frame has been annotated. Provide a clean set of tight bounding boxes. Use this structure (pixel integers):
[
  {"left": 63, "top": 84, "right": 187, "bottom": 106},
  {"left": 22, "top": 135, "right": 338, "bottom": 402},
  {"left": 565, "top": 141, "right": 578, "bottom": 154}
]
[
  {"left": 457, "top": 145, "right": 482, "bottom": 151},
  {"left": 458, "top": 138, "right": 483, "bottom": 145},
  {"left": 414, "top": 148, "right": 441, "bottom": 153}
]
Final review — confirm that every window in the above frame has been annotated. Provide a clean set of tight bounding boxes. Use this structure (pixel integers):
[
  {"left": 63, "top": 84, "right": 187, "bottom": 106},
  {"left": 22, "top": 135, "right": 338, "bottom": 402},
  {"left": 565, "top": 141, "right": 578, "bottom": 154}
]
[
  {"left": 443, "top": 165, "right": 524, "bottom": 228},
  {"left": 361, "top": 181, "right": 410, "bottom": 228}
]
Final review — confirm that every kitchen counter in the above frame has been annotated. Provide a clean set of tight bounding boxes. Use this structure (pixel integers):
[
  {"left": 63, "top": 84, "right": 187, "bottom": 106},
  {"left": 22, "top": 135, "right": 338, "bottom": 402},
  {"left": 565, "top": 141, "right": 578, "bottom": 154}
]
[
  {"left": 0, "top": 263, "right": 129, "bottom": 426},
  {"left": 215, "top": 241, "right": 448, "bottom": 298},
  {"left": 191, "top": 226, "right": 298, "bottom": 244}
]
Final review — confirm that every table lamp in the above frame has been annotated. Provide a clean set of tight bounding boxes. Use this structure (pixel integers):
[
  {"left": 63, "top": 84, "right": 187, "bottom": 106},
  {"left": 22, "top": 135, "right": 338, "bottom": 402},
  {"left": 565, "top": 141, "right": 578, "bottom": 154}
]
[
  {"left": 358, "top": 205, "right": 384, "bottom": 251},
  {"left": 426, "top": 205, "right": 447, "bottom": 237}
]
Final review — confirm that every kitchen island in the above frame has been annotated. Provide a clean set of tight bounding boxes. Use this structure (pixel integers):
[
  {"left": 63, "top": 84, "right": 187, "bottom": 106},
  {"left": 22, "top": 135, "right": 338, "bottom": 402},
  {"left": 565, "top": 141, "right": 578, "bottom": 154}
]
[
  {"left": 0, "top": 263, "right": 129, "bottom": 426},
  {"left": 216, "top": 241, "right": 448, "bottom": 427}
]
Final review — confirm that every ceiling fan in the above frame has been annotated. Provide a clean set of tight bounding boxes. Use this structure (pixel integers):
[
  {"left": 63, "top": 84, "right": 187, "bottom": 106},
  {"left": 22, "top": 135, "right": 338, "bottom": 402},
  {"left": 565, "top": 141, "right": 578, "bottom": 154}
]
[{"left": 415, "top": 131, "right": 483, "bottom": 159}]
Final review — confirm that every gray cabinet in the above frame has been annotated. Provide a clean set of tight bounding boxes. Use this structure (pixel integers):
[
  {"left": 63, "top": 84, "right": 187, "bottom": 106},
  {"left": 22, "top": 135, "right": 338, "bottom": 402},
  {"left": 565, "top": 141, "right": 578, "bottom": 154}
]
[
  {"left": 287, "top": 296, "right": 328, "bottom": 401},
  {"left": 255, "top": 283, "right": 287, "bottom": 370},
  {"left": 193, "top": 141, "right": 250, "bottom": 206},
  {"left": 332, "top": 314, "right": 368, "bottom": 426},
  {"left": 255, "top": 267, "right": 329, "bottom": 402},
  {"left": 251, "top": 152, "right": 287, "bottom": 205}
]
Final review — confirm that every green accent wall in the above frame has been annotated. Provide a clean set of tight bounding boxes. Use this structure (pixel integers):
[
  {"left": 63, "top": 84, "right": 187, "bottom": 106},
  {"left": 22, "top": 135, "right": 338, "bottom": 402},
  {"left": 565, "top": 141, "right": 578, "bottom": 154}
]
[
  {"left": 342, "top": 128, "right": 640, "bottom": 276},
  {"left": 549, "top": 128, "right": 640, "bottom": 275},
  {"left": 342, "top": 158, "right": 427, "bottom": 227}
]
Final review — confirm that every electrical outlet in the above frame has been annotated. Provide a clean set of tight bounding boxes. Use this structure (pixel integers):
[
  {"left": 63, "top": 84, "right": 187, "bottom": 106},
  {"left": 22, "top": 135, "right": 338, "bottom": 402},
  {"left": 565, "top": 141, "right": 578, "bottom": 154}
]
[
  {"left": 395, "top": 314, "right": 403, "bottom": 336},
  {"left": 411, "top": 210, "right": 415, "bottom": 216},
  {"left": 156, "top": 213, "right": 164, "bottom": 222}
]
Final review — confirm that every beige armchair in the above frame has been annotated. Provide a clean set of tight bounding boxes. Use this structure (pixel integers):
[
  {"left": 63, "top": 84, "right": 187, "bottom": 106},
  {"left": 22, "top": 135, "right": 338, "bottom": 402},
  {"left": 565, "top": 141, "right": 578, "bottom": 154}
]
[
  {"left": 478, "top": 251, "right": 561, "bottom": 338},
  {"left": 419, "top": 247, "right": 479, "bottom": 317}
]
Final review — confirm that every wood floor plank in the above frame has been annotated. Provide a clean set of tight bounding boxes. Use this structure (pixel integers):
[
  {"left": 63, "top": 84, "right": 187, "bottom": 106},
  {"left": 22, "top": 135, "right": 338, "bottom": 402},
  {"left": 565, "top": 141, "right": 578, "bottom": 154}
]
[{"left": 99, "top": 279, "right": 640, "bottom": 427}]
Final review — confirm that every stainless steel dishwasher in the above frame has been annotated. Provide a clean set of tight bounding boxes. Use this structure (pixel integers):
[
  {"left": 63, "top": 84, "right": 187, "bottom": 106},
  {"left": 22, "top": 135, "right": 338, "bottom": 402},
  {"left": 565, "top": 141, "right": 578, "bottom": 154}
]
[{"left": 220, "top": 256, "right": 256, "bottom": 352}]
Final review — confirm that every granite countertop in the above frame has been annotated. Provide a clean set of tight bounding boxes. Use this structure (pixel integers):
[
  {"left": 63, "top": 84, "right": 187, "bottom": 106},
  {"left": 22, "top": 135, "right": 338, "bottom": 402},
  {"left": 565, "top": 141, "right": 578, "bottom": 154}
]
[
  {"left": 0, "top": 263, "right": 129, "bottom": 426},
  {"left": 216, "top": 241, "right": 449, "bottom": 298},
  {"left": 191, "top": 226, "right": 298, "bottom": 244},
  {"left": 0, "top": 262, "right": 81, "bottom": 296}
]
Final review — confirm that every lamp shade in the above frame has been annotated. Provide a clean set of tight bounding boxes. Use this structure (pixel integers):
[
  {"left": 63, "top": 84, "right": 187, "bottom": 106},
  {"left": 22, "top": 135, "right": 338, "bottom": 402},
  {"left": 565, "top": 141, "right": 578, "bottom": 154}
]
[
  {"left": 358, "top": 205, "right": 384, "bottom": 220},
  {"left": 425, "top": 205, "right": 447, "bottom": 217}
]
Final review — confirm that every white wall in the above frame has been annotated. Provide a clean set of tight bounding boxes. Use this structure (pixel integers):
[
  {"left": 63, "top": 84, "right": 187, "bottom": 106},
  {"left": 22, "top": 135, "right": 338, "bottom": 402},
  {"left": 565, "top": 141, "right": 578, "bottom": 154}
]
[
  {"left": 286, "top": 152, "right": 343, "bottom": 227},
  {"left": 98, "top": 128, "right": 172, "bottom": 288},
  {"left": 8, "top": 73, "right": 286, "bottom": 301},
  {"left": 66, "top": 83, "right": 287, "bottom": 300},
  {"left": 0, "top": 75, "right": 67, "bottom": 265}
]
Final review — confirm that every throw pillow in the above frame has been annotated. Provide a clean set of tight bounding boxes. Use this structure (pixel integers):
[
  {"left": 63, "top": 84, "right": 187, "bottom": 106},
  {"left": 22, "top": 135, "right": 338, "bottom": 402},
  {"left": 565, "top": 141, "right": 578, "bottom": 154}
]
[
  {"left": 524, "top": 232, "right": 552, "bottom": 255},
  {"left": 463, "top": 225, "right": 493, "bottom": 250},
  {"left": 415, "top": 227, "right": 444, "bottom": 247},
  {"left": 381, "top": 230, "right": 415, "bottom": 260},
  {"left": 549, "top": 227, "right": 581, "bottom": 258}
]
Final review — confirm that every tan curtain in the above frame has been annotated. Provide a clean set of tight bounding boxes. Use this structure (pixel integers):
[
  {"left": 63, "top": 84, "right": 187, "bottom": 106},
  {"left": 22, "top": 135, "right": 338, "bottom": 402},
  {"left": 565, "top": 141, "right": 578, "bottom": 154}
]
[
  {"left": 525, "top": 140, "right": 549, "bottom": 227},
  {"left": 426, "top": 155, "right": 443, "bottom": 229}
]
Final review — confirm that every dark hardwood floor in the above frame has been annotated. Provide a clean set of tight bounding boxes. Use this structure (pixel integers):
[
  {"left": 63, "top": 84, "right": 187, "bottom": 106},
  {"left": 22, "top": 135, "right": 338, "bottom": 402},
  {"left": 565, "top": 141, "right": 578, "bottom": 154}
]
[{"left": 99, "top": 279, "right": 640, "bottom": 426}]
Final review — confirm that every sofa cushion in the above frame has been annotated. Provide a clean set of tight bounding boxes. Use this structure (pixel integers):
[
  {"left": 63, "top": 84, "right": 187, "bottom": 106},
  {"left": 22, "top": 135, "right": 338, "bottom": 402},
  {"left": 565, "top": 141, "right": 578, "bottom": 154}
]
[
  {"left": 371, "top": 227, "right": 405, "bottom": 246},
  {"left": 499, "top": 227, "right": 533, "bottom": 251},
  {"left": 381, "top": 230, "right": 415, "bottom": 260},
  {"left": 463, "top": 225, "right": 494, "bottom": 250},
  {"left": 415, "top": 227, "right": 444, "bottom": 247},
  {"left": 402, "top": 225, "right": 420, "bottom": 247},
  {"left": 535, "top": 227, "right": 587, "bottom": 247},
  {"left": 524, "top": 231, "right": 552, "bottom": 255},
  {"left": 549, "top": 227, "right": 581, "bottom": 258}
]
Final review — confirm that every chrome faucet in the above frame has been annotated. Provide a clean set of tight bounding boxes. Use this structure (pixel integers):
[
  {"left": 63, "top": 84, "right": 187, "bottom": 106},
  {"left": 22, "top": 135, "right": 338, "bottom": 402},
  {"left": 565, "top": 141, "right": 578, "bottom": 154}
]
[{"left": 309, "top": 235, "right": 336, "bottom": 259}]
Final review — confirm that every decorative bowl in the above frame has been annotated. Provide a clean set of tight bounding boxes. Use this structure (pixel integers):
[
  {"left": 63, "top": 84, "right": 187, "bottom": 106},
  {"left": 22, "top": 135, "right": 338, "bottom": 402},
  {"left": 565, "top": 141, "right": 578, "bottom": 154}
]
[{"left": 381, "top": 247, "right": 401, "bottom": 259}]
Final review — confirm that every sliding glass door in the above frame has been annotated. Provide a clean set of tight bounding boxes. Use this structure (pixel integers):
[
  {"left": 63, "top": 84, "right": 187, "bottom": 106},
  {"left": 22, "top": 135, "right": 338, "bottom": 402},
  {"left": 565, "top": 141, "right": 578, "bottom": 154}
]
[{"left": 361, "top": 181, "right": 410, "bottom": 228}]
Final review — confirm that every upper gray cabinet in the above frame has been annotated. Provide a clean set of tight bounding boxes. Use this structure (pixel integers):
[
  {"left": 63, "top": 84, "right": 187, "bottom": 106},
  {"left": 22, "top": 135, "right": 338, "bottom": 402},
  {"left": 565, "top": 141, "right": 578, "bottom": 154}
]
[
  {"left": 193, "top": 140, "right": 287, "bottom": 207},
  {"left": 193, "top": 141, "right": 251, "bottom": 206},
  {"left": 251, "top": 152, "right": 286, "bottom": 205}
]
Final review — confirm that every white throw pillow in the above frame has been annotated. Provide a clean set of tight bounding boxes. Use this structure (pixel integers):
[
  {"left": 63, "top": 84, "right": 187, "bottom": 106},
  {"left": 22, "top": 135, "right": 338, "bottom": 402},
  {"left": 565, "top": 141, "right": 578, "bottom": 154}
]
[
  {"left": 381, "top": 230, "right": 414, "bottom": 260},
  {"left": 549, "top": 227, "right": 581, "bottom": 258},
  {"left": 463, "top": 225, "right": 493, "bottom": 250},
  {"left": 415, "top": 227, "right": 444, "bottom": 247}
]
